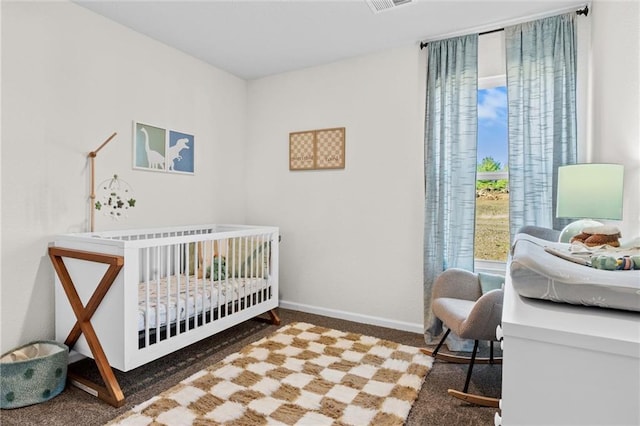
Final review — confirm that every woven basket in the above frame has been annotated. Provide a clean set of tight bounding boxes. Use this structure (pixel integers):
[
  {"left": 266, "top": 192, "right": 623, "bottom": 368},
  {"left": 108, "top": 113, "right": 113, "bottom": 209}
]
[{"left": 1, "top": 341, "right": 68, "bottom": 409}]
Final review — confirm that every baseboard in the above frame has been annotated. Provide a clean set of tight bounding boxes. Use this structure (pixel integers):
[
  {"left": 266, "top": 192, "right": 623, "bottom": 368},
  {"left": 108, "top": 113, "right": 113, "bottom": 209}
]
[{"left": 279, "top": 300, "right": 424, "bottom": 334}]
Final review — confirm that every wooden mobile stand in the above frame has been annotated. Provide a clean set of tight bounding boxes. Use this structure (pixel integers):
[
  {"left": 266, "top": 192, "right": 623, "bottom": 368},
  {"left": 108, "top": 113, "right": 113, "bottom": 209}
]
[{"left": 89, "top": 132, "right": 117, "bottom": 232}]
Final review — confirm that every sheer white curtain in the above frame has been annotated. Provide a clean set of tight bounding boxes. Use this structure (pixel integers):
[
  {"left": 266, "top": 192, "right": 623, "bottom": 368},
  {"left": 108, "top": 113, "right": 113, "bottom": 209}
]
[
  {"left": 506, "top": 12, "right": 578, "bottom": 237},
  {"left": 423, "top": 34, "right": 478, "bottom": 342}
]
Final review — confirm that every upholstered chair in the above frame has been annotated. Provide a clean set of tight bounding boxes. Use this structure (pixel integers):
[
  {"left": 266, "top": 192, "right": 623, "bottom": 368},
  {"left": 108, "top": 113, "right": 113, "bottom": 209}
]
[{"left": 422, "top": 268, "right": 504, "bottom": 407}]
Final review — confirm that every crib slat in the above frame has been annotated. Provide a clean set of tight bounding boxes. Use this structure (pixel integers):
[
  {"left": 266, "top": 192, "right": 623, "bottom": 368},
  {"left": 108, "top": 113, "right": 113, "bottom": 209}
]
[
  {"left": 242, "top": 235, "right": 251, "bottom": 308},
  {"left": 218, "top": 238, "right": 225, "bottom": 318},
  {"left": 261, "top": 234, "right": 266, "bottom": 300},
  {"left": 207, "top": 241, "right": 214, "bottom": 322},
  {"left": 168, "top": 245, "right": 173, "bottom": 338},
  {"left": 186, "top": 242, "right": 192, "bottom": 332},
  {"left": 233, "top": 239, "right": 237, "bottom": 313},
  {"left": 196, "top": 240, "right": 206, "bottom": 327},
  {"left": 164, "top": 245, "right": 169, "bottom": 340},
  {"left": 242, "top": 235, "right": 254, "bottom": 309},
  {"left": 175, "top": 243, "right": 181, "bottom": 337},
  {"left": 224, "top": 238, "right": 238, "bottom": 315},
  {"left": 260, "top": 236, "right": 270, "bottom": 297},
  {"left": 215, "top": 244, "right": 222, "bottom": 317},
  {"left": 236, "top": 237, "right": 248, "bottom": 314},
  {"left": 144, "top": 248, "right": 150, "bottom": 348},
  {"left": 155, "top": 247, "right": 161, "bottom": 342}
]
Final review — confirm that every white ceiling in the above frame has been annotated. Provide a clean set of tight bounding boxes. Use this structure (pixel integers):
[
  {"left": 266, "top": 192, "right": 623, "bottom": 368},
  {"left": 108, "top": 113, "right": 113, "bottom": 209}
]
[{"left": 76, "top": 0, "right": 587, "bottom": 80}]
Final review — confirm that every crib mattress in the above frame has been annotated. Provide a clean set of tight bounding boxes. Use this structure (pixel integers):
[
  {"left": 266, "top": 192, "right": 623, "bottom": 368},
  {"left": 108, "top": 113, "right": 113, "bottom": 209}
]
[{"left": 138, "top": 275, "right": 268, "bottom": 332}]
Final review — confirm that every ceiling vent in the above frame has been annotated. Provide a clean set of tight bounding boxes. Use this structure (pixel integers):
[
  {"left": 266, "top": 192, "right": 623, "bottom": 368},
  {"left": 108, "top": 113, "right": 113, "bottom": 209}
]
[{"left": 366, "top": 0, "right": 413, "bottom": 13}]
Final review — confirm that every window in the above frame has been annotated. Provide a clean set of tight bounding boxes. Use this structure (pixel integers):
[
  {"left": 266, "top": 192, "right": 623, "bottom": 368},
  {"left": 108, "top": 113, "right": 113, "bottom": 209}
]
[{"left": 475, "top": 78, "right": 509, "bottom": 263}]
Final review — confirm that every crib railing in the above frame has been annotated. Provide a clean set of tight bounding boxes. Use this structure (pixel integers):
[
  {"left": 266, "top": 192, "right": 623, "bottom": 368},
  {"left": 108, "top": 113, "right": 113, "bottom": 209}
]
[{"left": 136, "top": 232, "right": 275, "bottom": 349}]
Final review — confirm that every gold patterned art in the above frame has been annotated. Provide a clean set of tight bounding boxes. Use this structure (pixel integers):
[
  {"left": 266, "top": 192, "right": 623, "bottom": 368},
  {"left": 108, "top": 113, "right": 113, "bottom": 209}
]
[
  {"left": 316, "top": 128, "right": 345, "bottom": 169},
  {"left": 289, "top": 131, "right": 315, "bottom": 170},
  {"left": 289, "top": 127, "right": 345, "bottom": 171}
]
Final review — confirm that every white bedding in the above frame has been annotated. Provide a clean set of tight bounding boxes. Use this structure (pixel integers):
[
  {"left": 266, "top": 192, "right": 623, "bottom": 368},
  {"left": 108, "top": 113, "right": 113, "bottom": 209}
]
[{"left": 137, "top": 275, "right": 268, "bottom": 332}]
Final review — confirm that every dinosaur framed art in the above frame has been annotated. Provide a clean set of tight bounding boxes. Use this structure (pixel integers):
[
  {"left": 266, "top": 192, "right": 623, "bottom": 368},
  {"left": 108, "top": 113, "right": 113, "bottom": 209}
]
[{"left": 133, "top": 121, "right": 195, "bottom": 175}]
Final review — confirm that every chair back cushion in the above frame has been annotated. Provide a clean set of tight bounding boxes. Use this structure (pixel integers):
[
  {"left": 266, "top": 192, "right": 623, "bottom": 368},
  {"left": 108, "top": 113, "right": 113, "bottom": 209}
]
[{"left": 478, "top": 273, "right": 505, "bottom": 294}]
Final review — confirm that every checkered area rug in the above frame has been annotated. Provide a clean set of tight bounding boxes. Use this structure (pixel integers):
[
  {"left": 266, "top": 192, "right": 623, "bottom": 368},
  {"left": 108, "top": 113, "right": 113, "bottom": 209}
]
[{"left": 108, "top": 322, "right": 432, "bottom": 425}]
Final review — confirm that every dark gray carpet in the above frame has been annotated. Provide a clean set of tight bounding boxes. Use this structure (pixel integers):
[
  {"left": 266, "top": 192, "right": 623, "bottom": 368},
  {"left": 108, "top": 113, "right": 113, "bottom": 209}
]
[{"left": 0, "top": 309, "right": 501, "bottom": 425}]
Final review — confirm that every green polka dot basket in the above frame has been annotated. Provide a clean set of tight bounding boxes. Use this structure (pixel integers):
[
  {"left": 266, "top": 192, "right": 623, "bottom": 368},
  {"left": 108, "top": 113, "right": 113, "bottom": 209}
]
[{"left": 1, "top": 341, "right": 68, "bottom": 409}]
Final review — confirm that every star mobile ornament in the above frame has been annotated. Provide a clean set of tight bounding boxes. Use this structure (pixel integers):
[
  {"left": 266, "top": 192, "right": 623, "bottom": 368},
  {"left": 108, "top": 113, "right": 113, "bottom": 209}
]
[{"left": 94, "top": 174, "right": 136, "bottom": 221}]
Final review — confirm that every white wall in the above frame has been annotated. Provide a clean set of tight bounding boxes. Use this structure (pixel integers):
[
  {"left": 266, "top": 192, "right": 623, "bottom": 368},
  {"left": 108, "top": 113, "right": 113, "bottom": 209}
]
[
  {"left": 246, "top": 47, "right": 427, "bottom": 332},
  {"left": 0, "top": 2, "right": 248, "bottom": 352},
  {"left": 589, "top": 0, "right": 639, "bottom": 239}
]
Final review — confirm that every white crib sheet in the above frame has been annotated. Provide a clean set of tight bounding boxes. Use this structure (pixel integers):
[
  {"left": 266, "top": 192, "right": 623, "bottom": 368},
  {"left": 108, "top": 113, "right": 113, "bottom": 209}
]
[{"left": 137, "top": 275, "right": 268, "bottom": 332}]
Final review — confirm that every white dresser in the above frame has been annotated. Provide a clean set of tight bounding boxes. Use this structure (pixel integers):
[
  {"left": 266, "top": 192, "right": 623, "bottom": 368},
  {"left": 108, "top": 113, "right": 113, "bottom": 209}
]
[{"left": 498, "top": 274, "right": 640, "bottom": 425}]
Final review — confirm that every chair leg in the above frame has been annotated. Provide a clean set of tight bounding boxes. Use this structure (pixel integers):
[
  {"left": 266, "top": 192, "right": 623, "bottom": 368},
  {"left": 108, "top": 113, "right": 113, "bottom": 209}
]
[
  {"left": 420, "top": 328, "right": 451, "bottom": 358},
  {"left": 422, "top": 331, "right": 502, "bottom": 365},
  {"left": 432, "top": 328, "right": 451, "bottom": 357},
  {"left": 463, "top": 340, "right": 479, "bottom": 393},
  {"left": 448, "top": 339, "right": 500, "bottom": 408}
]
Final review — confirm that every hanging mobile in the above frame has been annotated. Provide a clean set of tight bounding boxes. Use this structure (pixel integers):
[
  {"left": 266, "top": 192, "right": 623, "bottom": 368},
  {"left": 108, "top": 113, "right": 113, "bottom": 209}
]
[
  {"left": 88, "top": 132, "right": 137, "bottom": 231},
  {"left": 94, "top": 174, "right": 136, "bottom": 221}
]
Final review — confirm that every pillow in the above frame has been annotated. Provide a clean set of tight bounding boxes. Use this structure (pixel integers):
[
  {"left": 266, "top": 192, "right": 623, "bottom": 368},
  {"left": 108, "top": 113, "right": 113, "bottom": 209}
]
[
  {"left": 205, "top": 256, "right": 226, "bottom": 280},
  {"left": 222, "top": 238, "right": 270, "bottom": 278},
  {"left": 187, "top": 238, "right": 270, "bottom": 279},
  {"left": 478, "top": 272, "right": 505, "bottom": 294},
  {"left": 188, "top": 241, "right": 222, "bottom": 278}
]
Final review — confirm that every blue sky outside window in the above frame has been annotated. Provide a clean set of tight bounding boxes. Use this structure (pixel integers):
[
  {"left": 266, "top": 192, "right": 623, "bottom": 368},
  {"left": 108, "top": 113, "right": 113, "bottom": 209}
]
[{"left": 478, "top": 86, "right": 507, "bottom": 168}]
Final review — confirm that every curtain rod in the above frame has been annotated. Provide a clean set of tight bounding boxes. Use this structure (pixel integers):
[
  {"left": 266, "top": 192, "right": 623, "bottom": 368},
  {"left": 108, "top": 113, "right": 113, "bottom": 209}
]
[{"left": 420, "top": 5, "right": 589, "bottom": 50}]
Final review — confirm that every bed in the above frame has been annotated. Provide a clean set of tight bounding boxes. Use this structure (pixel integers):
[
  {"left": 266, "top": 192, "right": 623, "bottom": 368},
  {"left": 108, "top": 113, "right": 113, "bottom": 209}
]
[{"left": 49, "top": 224, "right": 279, "bottom": 406}]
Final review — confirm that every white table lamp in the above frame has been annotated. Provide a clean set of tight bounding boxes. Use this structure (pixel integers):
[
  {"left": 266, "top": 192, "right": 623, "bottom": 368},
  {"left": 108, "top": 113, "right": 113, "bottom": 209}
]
[{"left": 556, "top": 164, "right": 624, "bottom": 243}]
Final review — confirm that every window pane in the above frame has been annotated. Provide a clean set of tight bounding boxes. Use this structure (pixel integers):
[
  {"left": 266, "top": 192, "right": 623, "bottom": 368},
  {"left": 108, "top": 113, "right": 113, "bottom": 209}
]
[
  {"left": 476, "top": 86, "right": 509, "bottom": 262},
  {"left": 477, "top": 87, "right": 507, "bottom": 166},
  {"left": 475, "top": 192, "right": 510, "bottom": 261}
]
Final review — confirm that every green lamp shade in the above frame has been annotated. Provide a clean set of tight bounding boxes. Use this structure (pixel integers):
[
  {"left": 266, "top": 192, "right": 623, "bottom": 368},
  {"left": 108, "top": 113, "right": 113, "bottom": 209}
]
[{"left": 556, "top": 164, "right": 624, "bottom": 221}]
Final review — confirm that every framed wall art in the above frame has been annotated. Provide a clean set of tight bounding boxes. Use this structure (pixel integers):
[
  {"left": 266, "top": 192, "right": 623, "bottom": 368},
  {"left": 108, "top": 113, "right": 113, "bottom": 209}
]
[
  {"left": 289, "top": 127, "right": 345, "bottom": 171},
  {"left": 133, "top": 121, "right": 194, "bottom": 174},
  {"left": 167, "top": 130, "right": 194, "bottom": 174},
  {"left": 315, "top": 127, "right": 345, "bottom": 169},
  {"left": 289, "top": 130, "right": 316, "bottom": 170}
]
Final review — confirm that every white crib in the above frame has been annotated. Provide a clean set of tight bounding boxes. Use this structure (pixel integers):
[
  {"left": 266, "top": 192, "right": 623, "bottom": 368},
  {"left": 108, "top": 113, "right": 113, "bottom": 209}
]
[{"left": 49, "top": 224, "right": 279, "bottom": 406}]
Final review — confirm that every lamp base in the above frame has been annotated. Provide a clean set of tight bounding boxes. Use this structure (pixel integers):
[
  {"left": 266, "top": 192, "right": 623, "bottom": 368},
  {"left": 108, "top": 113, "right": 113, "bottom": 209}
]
[{"left": 558, "top": 219, "right": 603, "bottom": 243}]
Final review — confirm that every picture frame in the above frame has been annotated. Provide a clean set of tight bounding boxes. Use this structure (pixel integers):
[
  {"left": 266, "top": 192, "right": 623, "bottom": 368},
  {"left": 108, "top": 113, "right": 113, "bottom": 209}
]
[
  {"left": 289, "top": 127, "right": 345, "bottom": 170},
  {"left": 133, "top": 121, "right": 194, "bottom": 174},
  {"left": 167, "top": 130, "right": 195, "bottom": 175},
  {"left": 315, "top": 127, "right": 345, "bottom": 169},
  {"left": 289, "top": 130, "right": 316, "bottom": 171}
]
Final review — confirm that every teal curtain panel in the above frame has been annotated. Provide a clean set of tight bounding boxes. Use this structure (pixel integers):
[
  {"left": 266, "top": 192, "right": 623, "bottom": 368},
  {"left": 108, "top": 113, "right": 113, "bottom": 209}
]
[
  {"left": 506, "top": 12, "right": 578, "bottom": 238},
  {"left": 423, "top": 33, "right": 478, "bottom": 342}
]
